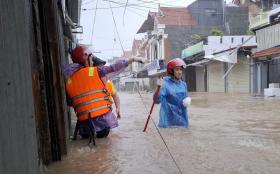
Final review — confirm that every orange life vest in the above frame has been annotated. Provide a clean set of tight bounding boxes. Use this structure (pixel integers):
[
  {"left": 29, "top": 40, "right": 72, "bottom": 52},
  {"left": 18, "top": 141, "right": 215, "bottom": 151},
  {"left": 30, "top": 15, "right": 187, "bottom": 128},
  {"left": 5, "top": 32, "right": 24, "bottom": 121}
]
[
  {"left": 106, "top": 81, "right": 114, "bottom": 100},
  {"left": 66, "top": 67, "right": 113, "bottom": 121}
]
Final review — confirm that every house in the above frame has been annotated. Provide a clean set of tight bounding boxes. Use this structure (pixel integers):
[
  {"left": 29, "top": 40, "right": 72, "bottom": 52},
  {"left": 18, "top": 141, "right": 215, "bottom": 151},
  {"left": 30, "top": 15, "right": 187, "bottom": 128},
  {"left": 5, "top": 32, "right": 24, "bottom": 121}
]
[
  {"left": 137, "top": 0, "right": 249, "bottom": 91},
  {"left": 232, "top": 0, "right": 263, "bottom": 17},
  {"left": 224, "top": 3, "right": 249, "bottom": 35},
  {"left": 250, "top": 7, "right": 280, "bottom": 95},
  {"left": 182, "top": 36, "right": 257, "bottom": 93},
  {"left": 233, "top": 0, "right": 280, "bottom": 32},
  {"left": 233, "top": 0, "right": 280, "bottom": 12},
  {"left": 189, "top": 0, "right": 249, "bottom": 35},
  {"left": 131, "top": 39, "right": 146, "bottom": 76},
  {"left": 137, "top": 7, "right": 198, "bottom": 90},
  {"left": 188, "top": 0, "right": 224, "bottom": 30}
]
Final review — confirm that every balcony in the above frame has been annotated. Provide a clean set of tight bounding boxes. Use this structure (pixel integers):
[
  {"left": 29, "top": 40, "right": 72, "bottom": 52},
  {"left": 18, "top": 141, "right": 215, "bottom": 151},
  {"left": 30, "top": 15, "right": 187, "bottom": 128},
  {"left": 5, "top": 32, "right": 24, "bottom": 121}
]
[
  {"left": 147, "top": 59, "right": 166, "bottom": 76},
  {"left": 249, "top": 12, "right": 269, "bottom": 30}
]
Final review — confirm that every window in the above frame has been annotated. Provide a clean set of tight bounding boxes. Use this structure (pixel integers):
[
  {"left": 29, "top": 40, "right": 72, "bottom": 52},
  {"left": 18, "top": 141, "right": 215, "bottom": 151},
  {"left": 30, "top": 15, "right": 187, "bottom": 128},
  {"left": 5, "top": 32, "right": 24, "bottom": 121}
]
[
  {"left": 158, "top": 39, "right": 163, "bottom": 59},
  {"left": 153, "top": 44, "right": 158, "bottom": 60},
  {"left": 205, "top": 8, "right": 217, "bottom": 17}
]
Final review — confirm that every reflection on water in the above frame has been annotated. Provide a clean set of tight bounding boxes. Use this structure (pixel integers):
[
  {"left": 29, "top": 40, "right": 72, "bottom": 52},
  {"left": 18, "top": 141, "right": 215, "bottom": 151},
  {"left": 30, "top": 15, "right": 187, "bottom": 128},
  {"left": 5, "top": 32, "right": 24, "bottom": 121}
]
[{"left": 45, "top": 92, "right": 280, "bottom": 174}]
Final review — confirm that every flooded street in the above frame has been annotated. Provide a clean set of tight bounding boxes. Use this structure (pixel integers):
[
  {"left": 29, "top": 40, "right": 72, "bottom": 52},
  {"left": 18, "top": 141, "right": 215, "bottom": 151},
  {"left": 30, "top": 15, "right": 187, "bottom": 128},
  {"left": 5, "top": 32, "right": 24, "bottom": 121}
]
[{"left": 45, "top": 92, "right": 280, "bottom": 174}]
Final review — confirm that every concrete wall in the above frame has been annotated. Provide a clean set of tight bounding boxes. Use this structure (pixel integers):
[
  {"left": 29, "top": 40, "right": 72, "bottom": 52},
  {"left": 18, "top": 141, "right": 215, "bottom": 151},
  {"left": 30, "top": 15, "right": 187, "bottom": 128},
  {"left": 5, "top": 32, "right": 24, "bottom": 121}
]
[
  {"left": 165, "top": 25, "right": 217, "bottom": 59},
  {"left": 224, "top": 6, "right": 249, "bottom": 35},
  {"left": 205, "top": 35, "right": 257, "bottom": 55},
  {"left": 188, "top": 0, "right": 224, "bottom": 28},
  {"left": 164, "top": 25, "right": 195, "bottom": 59}
]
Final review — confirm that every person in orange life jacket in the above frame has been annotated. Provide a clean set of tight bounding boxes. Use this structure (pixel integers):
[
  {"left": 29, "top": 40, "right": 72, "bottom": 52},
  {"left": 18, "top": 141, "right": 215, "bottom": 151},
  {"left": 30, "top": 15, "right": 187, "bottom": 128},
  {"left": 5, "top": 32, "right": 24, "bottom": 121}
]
[
  {"left": 71, "top": 56, "right": 122, "bottom": 139},
  {"left": 154, "top": 58, "right": 191, "bottom": 128},
  {"left": 91, "top": 56, "right": 121, "bottom": 118},
  {"left": 64, "top": 45, "right": 145, "bottom": 138},
  {"left": 91, "top": 57, "right": 122, "bottom": 119},
  {"left": 106, "top": 80, "right": 121, "bottom": 118}
]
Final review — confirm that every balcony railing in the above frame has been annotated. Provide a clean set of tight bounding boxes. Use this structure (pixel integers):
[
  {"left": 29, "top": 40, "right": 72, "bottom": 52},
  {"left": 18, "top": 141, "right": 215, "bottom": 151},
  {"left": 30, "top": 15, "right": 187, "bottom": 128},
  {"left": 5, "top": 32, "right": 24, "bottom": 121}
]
[
  {"left": 146, "top": 59, "right": 166, "bottom": 76},
  {"left": 249, "top": 12, "right": 269, "bottom": 30},
  {"left": 147, "top": 59, "right": 160, "bottom": 71}
]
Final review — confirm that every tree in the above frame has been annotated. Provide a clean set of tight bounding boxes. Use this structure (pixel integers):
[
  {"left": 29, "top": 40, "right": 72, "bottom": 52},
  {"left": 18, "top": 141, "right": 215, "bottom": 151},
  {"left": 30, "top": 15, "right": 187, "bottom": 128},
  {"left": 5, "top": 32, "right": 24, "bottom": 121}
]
[
  {"left": 246, "top": 29, "right": 255, "bottom": 35},
  {"left": 191, "top": 34, "right": 202, "bottom": 43},
  {"left": 209, "top": 28, "right": 224, "bottom": 36}
]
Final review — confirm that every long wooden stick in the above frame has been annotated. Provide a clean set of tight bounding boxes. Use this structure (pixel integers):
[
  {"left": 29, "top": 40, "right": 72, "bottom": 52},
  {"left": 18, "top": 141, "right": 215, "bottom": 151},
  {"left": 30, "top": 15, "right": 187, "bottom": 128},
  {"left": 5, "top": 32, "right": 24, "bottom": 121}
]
[{"left": 143, "top": 85, "right": 161, "bottom": 132}]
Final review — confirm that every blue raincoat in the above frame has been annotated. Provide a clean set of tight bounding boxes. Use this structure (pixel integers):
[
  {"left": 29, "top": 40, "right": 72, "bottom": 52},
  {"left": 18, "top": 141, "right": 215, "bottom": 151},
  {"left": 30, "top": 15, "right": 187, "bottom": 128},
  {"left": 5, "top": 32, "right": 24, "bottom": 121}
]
[{"left": 155, "top": 76, "right": 189, "bottom": 128}]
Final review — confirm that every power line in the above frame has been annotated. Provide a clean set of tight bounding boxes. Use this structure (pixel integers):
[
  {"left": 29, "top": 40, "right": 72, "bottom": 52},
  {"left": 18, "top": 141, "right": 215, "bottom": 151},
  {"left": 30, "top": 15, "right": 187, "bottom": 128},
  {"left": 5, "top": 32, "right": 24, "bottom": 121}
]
[
  {"left": 84, "top": 0, "right": 263, "bottom": 17},
  {"left": 123, "top": 0, "right": 129, "bottom": 26},
  {"left": 83, "top": 3, "right": 150, "bottom": 13},
  {"left": 82, "top": 0, "right": 96, "bottom": 6},
  {"left": 134, "top": 0, "right": 186, "bottom": 7},
  {"left": 104, "top": 0, "right": 158, "bottom": 10},
  {"left": 133, "top": 84, "right": 183, "bottom": 174},
  {"left": 90, "top": 0, "right": 99, "bottom": 45},
  {"left": 108, "top": 2, "right": 125, "bottom": 52},
  {"left": 126, "top": 8, "right": 147, "bottom": 17},
  {"left": 95, "top": 47, "right": 132, "bottom": 51},
  {"left": 83, "top": 3, "right": 252, "bottom": 18}
]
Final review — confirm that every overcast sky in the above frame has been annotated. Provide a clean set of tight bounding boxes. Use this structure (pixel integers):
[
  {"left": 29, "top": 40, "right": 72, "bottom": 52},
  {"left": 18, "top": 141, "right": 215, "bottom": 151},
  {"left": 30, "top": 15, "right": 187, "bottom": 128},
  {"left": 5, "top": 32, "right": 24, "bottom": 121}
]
[{"left": 78, "top": 0, "right": 232, "bottom": 60}]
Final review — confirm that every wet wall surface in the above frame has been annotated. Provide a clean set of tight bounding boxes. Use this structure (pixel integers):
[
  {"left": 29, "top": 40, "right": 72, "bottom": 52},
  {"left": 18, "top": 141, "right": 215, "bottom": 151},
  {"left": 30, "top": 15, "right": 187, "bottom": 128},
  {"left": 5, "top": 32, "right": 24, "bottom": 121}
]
[{"left": 45, "top": 92, "right": 280, "bottom": 174}]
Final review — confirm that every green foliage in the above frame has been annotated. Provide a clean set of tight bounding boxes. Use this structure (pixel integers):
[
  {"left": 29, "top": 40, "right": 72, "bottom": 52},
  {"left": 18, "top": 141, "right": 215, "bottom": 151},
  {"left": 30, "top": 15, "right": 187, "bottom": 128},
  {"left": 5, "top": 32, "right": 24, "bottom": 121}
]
[
  {"left": 191, "top": 34, "right": 201, "bottom": 42},
  {"left": 246, "top": 29, "right": 255, "bottom": 35},
  {"left": 209, "top": 28, "right": 224, "bottom": 36}
]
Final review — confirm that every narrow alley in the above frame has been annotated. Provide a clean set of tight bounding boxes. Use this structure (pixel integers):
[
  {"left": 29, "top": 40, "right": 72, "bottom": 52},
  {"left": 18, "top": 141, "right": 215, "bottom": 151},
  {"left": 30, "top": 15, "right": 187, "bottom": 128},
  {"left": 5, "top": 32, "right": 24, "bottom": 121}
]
[{"left": 45, "top": 92, "right": 280, "bottom": 174}]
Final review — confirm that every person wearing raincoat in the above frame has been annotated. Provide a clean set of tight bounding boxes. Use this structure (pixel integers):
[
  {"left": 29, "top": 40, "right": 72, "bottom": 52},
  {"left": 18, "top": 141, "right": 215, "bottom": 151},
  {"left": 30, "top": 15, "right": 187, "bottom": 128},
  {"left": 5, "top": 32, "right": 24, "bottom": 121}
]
[
  {"left": 154, "top": 58, "right": 191, "bottom": 128},
  {"left": 64, "top": 45, "right": 145, "bottom": 140},
  {"left": 71, "top": 56, "right": 122, "bottom": 139}
]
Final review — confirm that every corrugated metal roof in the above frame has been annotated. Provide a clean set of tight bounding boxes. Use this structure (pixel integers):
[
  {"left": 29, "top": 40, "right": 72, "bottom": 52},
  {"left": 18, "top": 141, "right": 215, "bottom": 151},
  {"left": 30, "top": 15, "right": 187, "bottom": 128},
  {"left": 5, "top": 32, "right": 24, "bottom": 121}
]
[{"left": 252, "top": 46, "right": 280, "bottom": 58}]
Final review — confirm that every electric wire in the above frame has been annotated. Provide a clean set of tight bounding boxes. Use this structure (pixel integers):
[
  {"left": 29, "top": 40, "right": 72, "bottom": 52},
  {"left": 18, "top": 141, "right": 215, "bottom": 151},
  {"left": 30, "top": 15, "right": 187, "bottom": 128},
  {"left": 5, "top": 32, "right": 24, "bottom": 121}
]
[
  {"left": 106, "top": 1, "right": 184, "bottom": 172},
  {"left": 83, "top": 6, "right": 252, "bottom": 18},
  {"left": 90, "top": 0, "right": 99, "bottom": 45},
  {"left": 108, "top": 2, "right": 125, "bottom": 52},
  {"left": 82, "top": 0, "right": 96, "bottom": 6},
  {"left": 123, "top": 0, "right": 129, "bottom": 25},
  {"left": 133, "top": 82, "right": 183, "bottom": 174}
]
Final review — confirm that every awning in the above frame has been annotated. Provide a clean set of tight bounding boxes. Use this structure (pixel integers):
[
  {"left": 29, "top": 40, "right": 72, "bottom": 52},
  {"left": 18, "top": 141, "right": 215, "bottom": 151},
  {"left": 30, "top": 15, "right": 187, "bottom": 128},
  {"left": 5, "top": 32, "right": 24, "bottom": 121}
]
[
  {"left": 181, "top": 41, "right": 204, "bottom": 59},
  {"left": 148, "top": 69, "right": 166, "bottom": 77},
  {"left": 252, "top": 46, "right": 280, "bottom": 58},
  {"left": 186, "top": 59, "right": 210, "bottom": 67},
  {"left": 205, "top": 49, "right": 237, "bottom": 63}
]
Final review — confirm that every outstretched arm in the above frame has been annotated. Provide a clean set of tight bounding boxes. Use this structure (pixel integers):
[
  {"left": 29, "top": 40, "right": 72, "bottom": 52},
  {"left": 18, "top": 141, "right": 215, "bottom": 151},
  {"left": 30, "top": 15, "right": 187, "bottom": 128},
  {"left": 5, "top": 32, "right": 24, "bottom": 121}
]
[
  {"left": 112, "top": 93, "right": 121, "bottom": 119},
  {"left": 99, "top": 57, "right": 146, "bottom": 77}
]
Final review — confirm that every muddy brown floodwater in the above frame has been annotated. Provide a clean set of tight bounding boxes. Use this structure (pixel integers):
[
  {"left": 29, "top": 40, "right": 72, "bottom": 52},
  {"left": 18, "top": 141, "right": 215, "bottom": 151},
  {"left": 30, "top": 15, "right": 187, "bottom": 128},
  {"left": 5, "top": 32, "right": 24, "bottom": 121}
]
[{"left": 45, "top": 92, "right": 280, "bottom": 174}]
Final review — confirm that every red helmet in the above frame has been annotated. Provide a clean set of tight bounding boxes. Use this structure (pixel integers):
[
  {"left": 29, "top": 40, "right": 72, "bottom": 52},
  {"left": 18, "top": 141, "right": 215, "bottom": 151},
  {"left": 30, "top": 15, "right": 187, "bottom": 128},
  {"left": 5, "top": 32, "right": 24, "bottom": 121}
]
[
  {"left": 71, "top": 46, "right": 92, "bottom": 63},
  {"left": 167, "top": 58, "right": 186, "bottom": 74}
]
